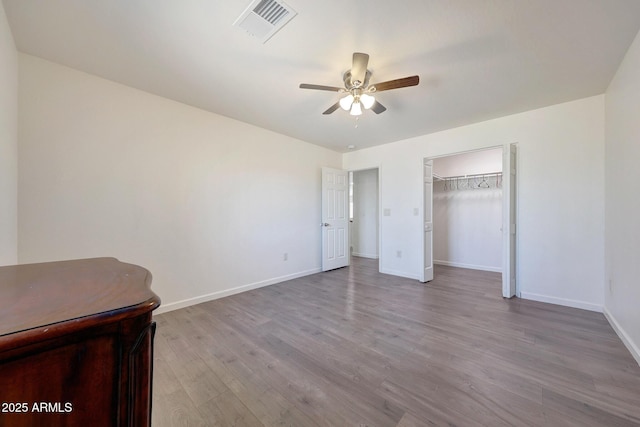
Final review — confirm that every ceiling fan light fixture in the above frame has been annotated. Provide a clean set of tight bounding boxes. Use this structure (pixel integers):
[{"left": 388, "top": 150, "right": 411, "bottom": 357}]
[
  {"left": 299, "top": 52, "right": 419, "bottom": 117},
  {"left": 350, "top": 101, "right": 363, "bottom": 116},
  {"left": 360, "top": 93, "right": 375, "bottom": 109},
  {"left": 339, "top": 94, "right": 354, "bottom": 110}
]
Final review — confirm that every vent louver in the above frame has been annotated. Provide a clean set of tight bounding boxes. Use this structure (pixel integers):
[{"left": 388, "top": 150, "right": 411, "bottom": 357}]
[
  {"left": 233, "top": 0, "right": 297, "bottom": 43},
  {"left": 254, "top": 0, "right": 289, "bottom": 25}
]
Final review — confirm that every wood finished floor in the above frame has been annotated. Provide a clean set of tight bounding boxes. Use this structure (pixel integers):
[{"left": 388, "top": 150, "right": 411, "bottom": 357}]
[{"left": 152, "top": 257, "right": 640, "bottom": 426}]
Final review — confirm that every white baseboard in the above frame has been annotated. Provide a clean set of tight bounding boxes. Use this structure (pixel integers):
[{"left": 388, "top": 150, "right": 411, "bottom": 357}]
[
  {"left": 352, "top": 253, "right": 379, "bottom": 259},
  {"left": 434, "top": 260, "right": 502, "bottom": 273},
  {"left": 519, "top": 291, "right": 603, "bottom": 313},
  {"left": 603, "top": 307, "right": 640, "bottom": 367},
  {"left": 154, "top": 267, "right": 321, "bottom": 315}
]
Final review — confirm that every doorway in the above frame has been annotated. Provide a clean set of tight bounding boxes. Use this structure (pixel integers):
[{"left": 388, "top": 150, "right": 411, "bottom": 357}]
[{"left": 349, "top": 168, "right": 379, "bottom": 263}]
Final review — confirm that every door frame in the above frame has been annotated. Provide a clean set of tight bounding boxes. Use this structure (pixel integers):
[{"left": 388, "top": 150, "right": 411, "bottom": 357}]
[{"left": 421, "top": 144, "right": 519, "bottom": 297}]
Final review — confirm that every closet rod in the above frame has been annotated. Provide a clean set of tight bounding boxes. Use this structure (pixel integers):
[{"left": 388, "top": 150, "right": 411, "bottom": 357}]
[{"left": 434, "top": 171, "right": 502, "bottom": 180}]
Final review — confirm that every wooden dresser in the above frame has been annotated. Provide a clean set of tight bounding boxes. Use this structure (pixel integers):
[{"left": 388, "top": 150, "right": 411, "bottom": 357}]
[{"left": 0, "top": 258, "right": 160, "bottom": 427}]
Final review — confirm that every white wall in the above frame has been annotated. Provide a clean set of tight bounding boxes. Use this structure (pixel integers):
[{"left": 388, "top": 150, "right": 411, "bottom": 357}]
[
  {"left": 18, "top": 54, "right": 341, "bottom": 313},
  {"left": 433, "top": 149, "right": 503, "bottom": 272},
  {"left": 344, "top": 95, "right": 605, "bottom": 312},
  {"left": 0, "top": 3, "right": 18, "bottom": 266},
  {"left": 352, "top": 168, "right": 378, "bottom": 259},
  {"left": 433, "top": 148, "right": 503, "bottom": 178},
  {"left": 605, "top": 29, "right": 640, "bottom": 364}
]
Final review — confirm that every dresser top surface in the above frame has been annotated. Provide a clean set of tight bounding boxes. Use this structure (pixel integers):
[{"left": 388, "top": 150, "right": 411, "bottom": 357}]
[{"left": 0, "top": 257, "right": 160, "bottom": 338}]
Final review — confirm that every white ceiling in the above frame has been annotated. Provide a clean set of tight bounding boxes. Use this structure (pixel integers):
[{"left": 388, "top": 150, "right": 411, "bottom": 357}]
[{"left": 4, "top": 0, "right": 640, "bottom": 152}]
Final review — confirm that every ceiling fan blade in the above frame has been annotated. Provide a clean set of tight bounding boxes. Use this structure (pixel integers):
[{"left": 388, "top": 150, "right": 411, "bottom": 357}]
[
  {"left": 372, "top": 75, "right": 419, "bottom": 92},
  {"left": 322, "top": 102, "right": 340, "bottom": 115},
  {"left": 300, "top": 83, "right": 343, "bottom": 92},
  {"left": 351, "top": 52, "right": 369, "bottom": 87},
  {"left": 370, "top": 101, "right": 387, "bottom": 114}
]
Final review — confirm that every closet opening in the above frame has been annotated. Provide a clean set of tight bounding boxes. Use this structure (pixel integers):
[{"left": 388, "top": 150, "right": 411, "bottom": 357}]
[
  {"left": 423, "top": 145, "right": 517, "bottom": 298},
  {"left": 433, "top": 148, "right": 503, "bottom": 273}
]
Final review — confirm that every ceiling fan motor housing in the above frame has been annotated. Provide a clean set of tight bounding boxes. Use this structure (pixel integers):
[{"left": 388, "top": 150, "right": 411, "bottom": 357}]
[{"left": 344, "top": 70, "right": 371, "bottom": 90}]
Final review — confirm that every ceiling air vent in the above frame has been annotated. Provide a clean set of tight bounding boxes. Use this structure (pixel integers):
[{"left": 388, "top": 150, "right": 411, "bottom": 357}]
[{"left": 233, "top": 0, "right": 297, "bottom": 43}]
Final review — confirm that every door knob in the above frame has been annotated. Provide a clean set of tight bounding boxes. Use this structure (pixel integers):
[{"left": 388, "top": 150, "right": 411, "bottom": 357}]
[{"left": 322, "top": 223, "right": 331, "bottom": 227}]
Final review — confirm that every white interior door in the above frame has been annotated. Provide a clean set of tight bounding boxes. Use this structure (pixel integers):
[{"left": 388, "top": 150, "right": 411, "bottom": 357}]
[
  {"left": 502, "top": 144, "right": 517, "bottom": 297},
  {"left": 322, "top": 167, "right": 350, "bottom": 271},
  {"left": 422, "top": 160, "right": 434, "bottom": 282}
]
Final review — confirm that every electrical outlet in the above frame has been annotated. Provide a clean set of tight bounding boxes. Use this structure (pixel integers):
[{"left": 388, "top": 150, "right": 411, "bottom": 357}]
[
  {"left": 396, "top": 250, "right": 402, "bottom": 258},
  {"left": 609, "top": 278, "right": 613, "bottom": 293},
  {"left": 283, "top": 253, "right": 288, "bottom": 261}
]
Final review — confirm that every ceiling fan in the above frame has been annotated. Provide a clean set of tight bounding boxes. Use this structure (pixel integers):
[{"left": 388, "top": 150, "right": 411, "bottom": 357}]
[{"left": 300, "top": 52, "right": 419, "bottom": 116}]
